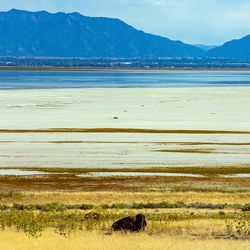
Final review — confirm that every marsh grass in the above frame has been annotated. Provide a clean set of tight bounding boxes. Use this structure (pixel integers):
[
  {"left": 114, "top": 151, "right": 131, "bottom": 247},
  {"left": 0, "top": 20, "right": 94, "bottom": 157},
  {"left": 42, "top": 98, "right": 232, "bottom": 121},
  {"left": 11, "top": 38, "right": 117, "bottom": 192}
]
[
  {"left": 1, "top": 191, "right": 249, "bottom": 206},
  {"left": 1, "top": 201, "right": 249, "bottom": 211},
  {"left": 0, "top": 174, "right": 249, "bottom": 193},
  {"left": 0, "top": 208, "right": 249, "bottom": 238}
]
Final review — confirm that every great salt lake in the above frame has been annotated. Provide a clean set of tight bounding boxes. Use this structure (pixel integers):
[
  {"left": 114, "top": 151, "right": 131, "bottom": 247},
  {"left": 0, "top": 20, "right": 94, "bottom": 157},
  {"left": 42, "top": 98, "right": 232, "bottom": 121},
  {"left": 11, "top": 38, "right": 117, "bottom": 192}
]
[{"left": 0, "top": 70, "right": 250, "bottom": 89}]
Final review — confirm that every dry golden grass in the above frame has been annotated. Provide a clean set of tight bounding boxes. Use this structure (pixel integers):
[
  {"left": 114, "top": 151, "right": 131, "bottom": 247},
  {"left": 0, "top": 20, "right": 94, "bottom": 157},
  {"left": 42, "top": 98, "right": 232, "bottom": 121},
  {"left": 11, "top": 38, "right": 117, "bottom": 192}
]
[
  {"left": 0, "top": 230, "right": 249, "bottom": 250},
  {"left": 1, "top": 191, "right": 249, "bottom": 205}
]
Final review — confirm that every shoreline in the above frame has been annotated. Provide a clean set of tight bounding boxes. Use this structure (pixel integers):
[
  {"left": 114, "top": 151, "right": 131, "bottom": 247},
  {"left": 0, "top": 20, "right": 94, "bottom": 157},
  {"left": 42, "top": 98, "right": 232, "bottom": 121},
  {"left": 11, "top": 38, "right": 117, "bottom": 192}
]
[{"left": 1, "top": 66, "right": 250, "bottom": 72}]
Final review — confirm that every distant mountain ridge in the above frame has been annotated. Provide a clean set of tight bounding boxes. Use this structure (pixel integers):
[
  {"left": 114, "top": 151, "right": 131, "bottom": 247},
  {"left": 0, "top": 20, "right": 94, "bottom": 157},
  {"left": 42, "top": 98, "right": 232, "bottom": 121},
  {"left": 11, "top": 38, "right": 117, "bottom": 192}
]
[
  {"left": 194, "top": 45, "right": 218, "bottom": 52},
  {"left": 0, "top": 9, "right": 203, "bottom": 58},
  {"left": 207, "top": 35, "right": 250, "bottom": 59},
  {"left": 0, "top": 9, "right": 249, "bottom": 59}
]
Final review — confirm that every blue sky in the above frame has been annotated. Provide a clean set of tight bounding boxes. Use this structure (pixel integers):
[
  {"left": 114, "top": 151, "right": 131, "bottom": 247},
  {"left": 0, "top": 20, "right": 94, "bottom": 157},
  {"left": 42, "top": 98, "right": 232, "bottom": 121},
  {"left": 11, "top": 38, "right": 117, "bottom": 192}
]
[{"left": 1, "top": 0, "right": 250, "bottom": 45}]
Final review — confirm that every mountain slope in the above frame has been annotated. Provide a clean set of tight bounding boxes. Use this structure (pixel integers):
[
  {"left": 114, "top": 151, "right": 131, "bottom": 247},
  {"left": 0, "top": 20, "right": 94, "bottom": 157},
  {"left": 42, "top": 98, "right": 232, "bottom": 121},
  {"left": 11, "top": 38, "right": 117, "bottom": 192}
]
[
  {"left": 0, "top": 9, "right": 203, "bottom": 58},
  {"left": 207, "top": 35, "right": 250, "bottom": 59}
]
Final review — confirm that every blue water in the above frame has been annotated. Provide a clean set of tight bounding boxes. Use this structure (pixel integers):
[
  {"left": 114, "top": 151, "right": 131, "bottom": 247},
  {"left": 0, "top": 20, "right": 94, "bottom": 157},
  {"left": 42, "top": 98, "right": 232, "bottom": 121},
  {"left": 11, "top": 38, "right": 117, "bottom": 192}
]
[{"left": 0, "top": 70, "right": 250, "bottom": 89}]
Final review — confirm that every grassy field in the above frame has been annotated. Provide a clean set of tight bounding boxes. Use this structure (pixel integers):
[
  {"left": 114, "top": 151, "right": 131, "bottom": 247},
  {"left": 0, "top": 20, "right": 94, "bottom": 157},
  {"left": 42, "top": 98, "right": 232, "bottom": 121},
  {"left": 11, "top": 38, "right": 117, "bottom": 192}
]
[
  {"left": 1, "top": 230, "right": 250, "bottom": 250},
  {"left": 1, "top": 191, "right": 250, "bottom": 205},
  {"left": 1, "top": 230, "right": 249, "bottom": 250},
  {"left": 0, "top": 168, "right": 249, "bottom": 249}
]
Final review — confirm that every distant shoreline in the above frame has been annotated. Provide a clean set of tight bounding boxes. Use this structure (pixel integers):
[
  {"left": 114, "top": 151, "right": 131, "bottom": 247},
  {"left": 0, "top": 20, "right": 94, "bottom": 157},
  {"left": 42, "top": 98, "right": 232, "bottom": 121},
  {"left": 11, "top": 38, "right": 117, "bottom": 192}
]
[{"left": 0, "top": 66, "right": 250, "bottom": 72}]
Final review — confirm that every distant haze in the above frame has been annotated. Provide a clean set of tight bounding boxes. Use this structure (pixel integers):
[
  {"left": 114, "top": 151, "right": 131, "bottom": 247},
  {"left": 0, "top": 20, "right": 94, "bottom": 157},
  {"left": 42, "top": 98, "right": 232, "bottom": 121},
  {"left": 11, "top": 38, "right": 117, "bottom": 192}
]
[{"left": 0, "top": 0, "right": 250, "bottom": 45}]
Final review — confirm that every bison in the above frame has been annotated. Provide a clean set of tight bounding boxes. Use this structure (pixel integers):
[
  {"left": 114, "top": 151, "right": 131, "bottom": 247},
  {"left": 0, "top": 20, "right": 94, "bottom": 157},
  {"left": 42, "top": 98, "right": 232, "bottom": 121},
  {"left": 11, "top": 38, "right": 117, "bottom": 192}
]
[{"left": 112, "top": 214, "right": 147, "bottom": 232}]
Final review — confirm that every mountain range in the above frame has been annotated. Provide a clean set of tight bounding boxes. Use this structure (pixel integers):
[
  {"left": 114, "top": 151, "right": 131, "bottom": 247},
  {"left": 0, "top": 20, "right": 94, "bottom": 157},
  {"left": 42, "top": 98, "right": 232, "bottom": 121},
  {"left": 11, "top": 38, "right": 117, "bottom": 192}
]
[
  {"left": 207, "top": 35, "right": 250, "bottom": 59},
  {"left": 0, "top": 9, "right": 249, "bottom": 59}
]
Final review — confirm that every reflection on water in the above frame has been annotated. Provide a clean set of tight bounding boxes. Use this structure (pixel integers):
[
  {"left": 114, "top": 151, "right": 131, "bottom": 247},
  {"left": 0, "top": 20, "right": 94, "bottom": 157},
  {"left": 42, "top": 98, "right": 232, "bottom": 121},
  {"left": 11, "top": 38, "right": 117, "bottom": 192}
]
[{"left": 0, "top": 71, "right": 250, "bottom": 89}]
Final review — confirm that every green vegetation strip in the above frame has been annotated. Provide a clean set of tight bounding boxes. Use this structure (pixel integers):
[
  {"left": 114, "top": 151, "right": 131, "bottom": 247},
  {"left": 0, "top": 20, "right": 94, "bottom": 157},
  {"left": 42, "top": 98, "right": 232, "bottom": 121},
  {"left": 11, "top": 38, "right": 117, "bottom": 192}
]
[
  {"left": 1, "top": 202, "right": 249, "bottom": 211},
  {"left": 0, "top": 207, "right": 249, "bottom": 237}
]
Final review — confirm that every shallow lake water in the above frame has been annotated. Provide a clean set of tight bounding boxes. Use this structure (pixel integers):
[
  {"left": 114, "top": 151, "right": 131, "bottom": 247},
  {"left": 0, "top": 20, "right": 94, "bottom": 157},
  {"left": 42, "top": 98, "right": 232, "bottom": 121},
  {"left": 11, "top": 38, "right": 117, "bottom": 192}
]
[{"left": 1, "top": 70, "right": 250, "bottom": 89}]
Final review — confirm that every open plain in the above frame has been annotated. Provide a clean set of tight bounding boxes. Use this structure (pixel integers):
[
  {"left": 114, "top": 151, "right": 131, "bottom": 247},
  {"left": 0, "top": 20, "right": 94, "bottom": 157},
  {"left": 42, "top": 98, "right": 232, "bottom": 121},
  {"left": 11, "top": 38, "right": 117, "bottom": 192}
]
[
  {"left": 0, "top": 85, "right": 250, "bottom": 249},
  {"left": 1, "top": 87, "right": 250, "bottom": 168}
]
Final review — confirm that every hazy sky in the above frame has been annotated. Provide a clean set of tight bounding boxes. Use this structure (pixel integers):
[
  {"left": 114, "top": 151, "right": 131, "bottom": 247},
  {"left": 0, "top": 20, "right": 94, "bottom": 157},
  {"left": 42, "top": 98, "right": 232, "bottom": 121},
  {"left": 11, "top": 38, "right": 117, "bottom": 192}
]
[{"left": 1, "top": 0, "right": 250, "bottom": 45}]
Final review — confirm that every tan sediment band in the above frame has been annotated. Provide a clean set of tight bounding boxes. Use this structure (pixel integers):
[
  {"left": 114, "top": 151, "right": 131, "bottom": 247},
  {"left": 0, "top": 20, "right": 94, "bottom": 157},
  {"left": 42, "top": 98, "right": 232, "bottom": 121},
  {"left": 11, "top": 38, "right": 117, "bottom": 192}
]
[
  {"left": 1, "top": 140, "right": 250, "bottom": 145},
  {"left": 0, "top": 166, "right": 250, "bottom": 176},
  {"left": 155, "top": 149, "right": 250, "bottom": 154},
  {"left": 0, "top": 128, "right": 250, "bottom": 134}
]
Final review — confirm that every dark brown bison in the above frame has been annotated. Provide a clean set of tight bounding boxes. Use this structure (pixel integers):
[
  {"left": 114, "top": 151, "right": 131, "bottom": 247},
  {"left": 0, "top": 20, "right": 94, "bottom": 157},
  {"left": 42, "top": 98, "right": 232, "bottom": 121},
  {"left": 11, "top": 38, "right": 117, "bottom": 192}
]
[{"left": 112, "top": 214, "right": 147, "bottom": 232}]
